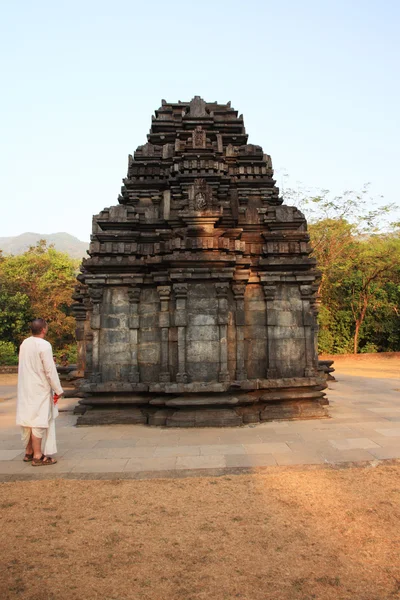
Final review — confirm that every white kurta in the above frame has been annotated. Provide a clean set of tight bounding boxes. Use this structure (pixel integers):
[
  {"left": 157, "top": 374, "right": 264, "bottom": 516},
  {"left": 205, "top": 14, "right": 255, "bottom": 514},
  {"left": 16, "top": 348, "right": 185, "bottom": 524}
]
[{"left": 16, "top": 337, "right": 64, "bottom": 435}]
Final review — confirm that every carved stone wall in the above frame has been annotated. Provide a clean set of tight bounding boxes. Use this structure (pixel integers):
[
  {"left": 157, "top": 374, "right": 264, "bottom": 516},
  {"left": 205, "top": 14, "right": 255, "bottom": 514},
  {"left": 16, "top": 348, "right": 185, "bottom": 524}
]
[{"left": 72, "top": 97, "right": 327, "bottom": 426}]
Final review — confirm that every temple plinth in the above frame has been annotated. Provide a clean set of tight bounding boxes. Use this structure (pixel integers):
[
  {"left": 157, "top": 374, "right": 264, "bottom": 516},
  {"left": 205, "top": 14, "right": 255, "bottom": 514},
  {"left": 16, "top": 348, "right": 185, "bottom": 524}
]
[{"left": 73, "top": 97, "right": 327, "bottom": 426}]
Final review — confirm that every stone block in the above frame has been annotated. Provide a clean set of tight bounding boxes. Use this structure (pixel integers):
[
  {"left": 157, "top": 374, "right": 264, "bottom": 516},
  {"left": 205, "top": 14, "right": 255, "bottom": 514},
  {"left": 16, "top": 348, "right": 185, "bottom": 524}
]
[
  {"left": 159, "top": 312, "right": 170, "bottom": 328},
  {"left": 245, "top": 359, "right": 267, "bottom": 379},
  {"left": 272, "top": 326, "right": 305, "bottom": 340},
  {"left": 82, "top": 393, "right": 152, "bottom": 405},
  {"left": 138, "top": 342, "right": 160, "bottom": 364},
  {"left": 164, "top": 393, "right": 240, "bottom": 406},
  {"left": 91, "top": 314, "right": 101, "bottom": 329},
  {"left": 235, "top": 309, "right": 245, "bottom": 326},
  {"left": 260, "top": 401, "right": 301, "bottom": 421},
  {"left": 189, "top": 283, "right": 216, "bottom": 299},
  {"left": 141, "top": 288, "right": 158, "bottom": 304},
  {"left": 218, "top": 312, "right": 229, "bottom": 325},
  {"left": 139, "top": 328, "right": 160, "bottom": 343},
  {"left": 102, "top": 348, "right": 130, "bottom": 362},
  {"left": 102, "top": 316, "right": 121, "bottom": 329},
  {"left": 244, "top": 284, "right": 263, "bottom": 300},
  {"left": 188, "top": 297, "right": 218, "bottom": 312},
  {"left": 109, "top": 287, "right": 129, "bottom": 306},
  {"left": 186, "top": 361, "right": 219, "bottom": 383},
  {"left": 275, "top": 338, "right": 306, "bottom": 361},
  {"left": 129, "top": 315, "right": 140, "bottom": 329},
  {"left": 140, "top": 313, "right": 158, "bottom": 328},
  {"left": 169, "top": 328, "right": 178, "bottom": 342},
  {"left": 166, "top": 408, "right": 242, "bottom": 427},
  {"left": 260, "top": 390, "right": 324, "bottom": 402},
  {"left": 245, "top": 300, "right": 266, "bottom": 311},
  {"left": 244, "top": 325, "right": 267, "bottom": 341},
  {"left": 189, "top": 313, "right": 217, "bottom": 326},
  {"left": 119, "top": 362, "right": 132, "bottom": 381},
  {"left": 140, "top": 364, "right": 161, "bottom": 383},
  {"left": 76, "top": 407, "right": 147, "bottom": 425},
  {"left": 245, "top": 310, "right": 267, "bottom": 326},
  {"left": 303, "top": 312, "right": 314, "bottom": 326},
  {"left": 245, "top": 339, "right": 267, "bottom": 361},
  {"left": 174, "top": 311, "right": 187, "bottom": 327},
  {"left": 186, "top": 325, "right": 219, "bottom": 341},
  {"left": 102, "top": 304, "right": 129, "bottom": 315},
  {"left": 186, "top": 340, "right": 219, "bottom": 363},
  {"left": 268, "top": 310, "right": 303, "bottom": 327},
  {"left": 102, "top": 330, "right": 129, "bottom": 345}
]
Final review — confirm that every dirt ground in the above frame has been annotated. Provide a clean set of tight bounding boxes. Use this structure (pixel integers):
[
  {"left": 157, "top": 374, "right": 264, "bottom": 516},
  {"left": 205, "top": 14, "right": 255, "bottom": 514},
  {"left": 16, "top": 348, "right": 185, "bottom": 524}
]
[
  {"left": 1, "top": 464, "right": 400, "bottom": 600},
  {"left": 320, "top": 352, "right": 400, "bottom": 379}
]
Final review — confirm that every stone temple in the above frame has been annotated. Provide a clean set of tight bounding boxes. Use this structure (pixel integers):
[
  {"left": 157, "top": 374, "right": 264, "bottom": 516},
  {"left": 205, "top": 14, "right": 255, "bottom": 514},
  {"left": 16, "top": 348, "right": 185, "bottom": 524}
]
[{"left": 73, "top": 97, "right": 327, "bottom": 426}]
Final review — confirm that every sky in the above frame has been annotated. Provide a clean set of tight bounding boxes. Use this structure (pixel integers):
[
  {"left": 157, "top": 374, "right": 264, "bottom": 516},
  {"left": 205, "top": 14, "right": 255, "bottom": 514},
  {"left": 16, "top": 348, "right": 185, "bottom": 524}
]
[{"left": 1, "top": 0, "right": 399, "bottom": 241}]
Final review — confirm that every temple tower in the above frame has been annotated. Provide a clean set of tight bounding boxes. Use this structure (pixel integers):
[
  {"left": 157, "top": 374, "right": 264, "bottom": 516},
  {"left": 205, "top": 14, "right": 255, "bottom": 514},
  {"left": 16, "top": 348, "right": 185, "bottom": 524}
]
[{"left": 73, "top": 97, "right": 327, "bottom": 426}]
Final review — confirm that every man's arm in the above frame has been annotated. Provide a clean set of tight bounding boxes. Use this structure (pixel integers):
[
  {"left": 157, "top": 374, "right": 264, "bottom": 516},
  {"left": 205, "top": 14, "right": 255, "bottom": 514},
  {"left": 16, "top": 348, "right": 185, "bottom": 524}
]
[{"left": 40, "top": 345, "right": 64, "bottom": 396}]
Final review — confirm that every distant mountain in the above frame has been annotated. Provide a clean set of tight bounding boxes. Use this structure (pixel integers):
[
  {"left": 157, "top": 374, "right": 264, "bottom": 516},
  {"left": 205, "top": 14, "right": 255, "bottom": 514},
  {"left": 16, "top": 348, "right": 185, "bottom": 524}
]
[{"left": 0, "top": 232, "right": 89, "bottom": 259}]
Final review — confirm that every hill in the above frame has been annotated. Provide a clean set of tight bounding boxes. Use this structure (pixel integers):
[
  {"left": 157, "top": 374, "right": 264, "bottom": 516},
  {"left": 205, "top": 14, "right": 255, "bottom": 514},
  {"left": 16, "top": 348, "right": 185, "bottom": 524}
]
[{"left": 0, "top": 232, "right": 88, "bottom": 259}]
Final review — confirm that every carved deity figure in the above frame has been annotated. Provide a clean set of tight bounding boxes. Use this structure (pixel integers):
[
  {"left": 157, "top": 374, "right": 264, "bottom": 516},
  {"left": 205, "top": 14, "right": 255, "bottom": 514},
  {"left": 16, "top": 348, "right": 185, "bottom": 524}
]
[{"left": 195, "top": 192, "right": 207, "bottom": 211}]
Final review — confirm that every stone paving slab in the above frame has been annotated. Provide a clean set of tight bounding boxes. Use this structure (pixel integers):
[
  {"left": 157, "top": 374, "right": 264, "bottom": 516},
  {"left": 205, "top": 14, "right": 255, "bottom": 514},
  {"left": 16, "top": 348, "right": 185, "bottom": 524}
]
[
  {"left": 0, "top": 368, "right": 399, "bottom": 480},
  {"left": 225, "top": 453, "right": 277, "bottom": 467}
]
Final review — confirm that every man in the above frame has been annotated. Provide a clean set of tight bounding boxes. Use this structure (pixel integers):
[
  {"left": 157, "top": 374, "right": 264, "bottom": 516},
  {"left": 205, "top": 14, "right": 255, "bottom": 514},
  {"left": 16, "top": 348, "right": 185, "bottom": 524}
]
[{"left": 16, "top": 318, "right": 64, "bottom": 466}]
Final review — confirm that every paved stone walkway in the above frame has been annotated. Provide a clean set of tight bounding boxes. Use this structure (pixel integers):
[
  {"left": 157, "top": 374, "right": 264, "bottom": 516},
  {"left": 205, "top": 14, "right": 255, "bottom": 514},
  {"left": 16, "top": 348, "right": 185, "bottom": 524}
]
[{"left": 1, "top": 366, "right": 399, "bottom": 480}]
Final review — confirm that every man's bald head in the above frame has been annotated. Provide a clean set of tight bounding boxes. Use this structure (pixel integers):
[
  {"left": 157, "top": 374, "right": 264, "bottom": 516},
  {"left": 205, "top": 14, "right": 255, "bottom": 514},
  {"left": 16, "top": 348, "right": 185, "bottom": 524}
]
[{"left": 31, "top": 319, "right": 48, "bottom": 336}]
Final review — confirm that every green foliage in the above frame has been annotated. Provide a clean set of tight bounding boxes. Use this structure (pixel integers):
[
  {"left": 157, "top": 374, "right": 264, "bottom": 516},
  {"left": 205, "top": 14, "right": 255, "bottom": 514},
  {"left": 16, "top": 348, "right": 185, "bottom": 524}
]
[
  {"left": 0, "top": 341, "right": 18, "bottom": 365},
  {"left": 294, "top": 187, "right": 400, "bottom": 354},
  {"left": 54, "top": 343, "right": 78, "bottom": 364},
  {"left": 0, "top": 289, "right": 32, "bottom": 345},
  {"left": 0, "top": 241, "right": 78, "bottom": 353}
]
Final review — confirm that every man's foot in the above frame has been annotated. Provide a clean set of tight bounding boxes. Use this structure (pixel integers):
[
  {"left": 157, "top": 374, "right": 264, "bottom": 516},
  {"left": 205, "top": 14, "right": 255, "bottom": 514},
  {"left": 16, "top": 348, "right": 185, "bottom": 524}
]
[
  {"left": 23, "top": 453, "right": 34, "bottom": 462},
  {"left": 32, "top": 455, "right": 57, "bottom": 466}
]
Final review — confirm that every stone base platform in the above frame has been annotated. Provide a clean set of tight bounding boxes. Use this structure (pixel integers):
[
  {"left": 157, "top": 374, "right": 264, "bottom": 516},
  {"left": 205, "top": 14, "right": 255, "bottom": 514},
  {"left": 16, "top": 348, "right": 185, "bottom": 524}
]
[{"left": 75, "top": 387, "right": 328, "bottom": 427}]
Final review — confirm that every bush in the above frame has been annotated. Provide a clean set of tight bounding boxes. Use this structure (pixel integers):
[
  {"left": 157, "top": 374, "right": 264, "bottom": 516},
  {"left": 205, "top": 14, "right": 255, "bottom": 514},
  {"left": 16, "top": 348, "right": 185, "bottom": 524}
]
[
  {"left": 360, "top": 342, "right": 379, "bottom": 354},
  {"left": 54, "top": 343, "right": 77, "bottom": 365},
  {"left": 0, "top": 341, "right": 18, "bottom": 365}
]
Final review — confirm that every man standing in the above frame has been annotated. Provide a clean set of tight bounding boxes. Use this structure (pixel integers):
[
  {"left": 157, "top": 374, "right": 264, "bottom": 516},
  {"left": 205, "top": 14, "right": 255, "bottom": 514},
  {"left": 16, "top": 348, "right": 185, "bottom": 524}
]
[{"left": 16, "top": 318, "right": 64, "bottom": 466}]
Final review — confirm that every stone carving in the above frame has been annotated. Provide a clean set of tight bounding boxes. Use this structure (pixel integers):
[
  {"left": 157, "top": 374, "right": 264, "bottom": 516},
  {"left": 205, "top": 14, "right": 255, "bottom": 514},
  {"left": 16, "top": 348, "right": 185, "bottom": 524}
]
[
  {"left": 189, "top": 178, "right": 212, "bottom": 212},
  {"left": 74, "top": 97, "right": 327, "bottom": 426},
  {"left": 188, "top": 95, "right": 208, "bottom": 117},
  {"left": 195, "top": 193, "right": 206, "bottom": 211},
  {"left": 193, "top": 126, "right": 206, "bottom": 149}
]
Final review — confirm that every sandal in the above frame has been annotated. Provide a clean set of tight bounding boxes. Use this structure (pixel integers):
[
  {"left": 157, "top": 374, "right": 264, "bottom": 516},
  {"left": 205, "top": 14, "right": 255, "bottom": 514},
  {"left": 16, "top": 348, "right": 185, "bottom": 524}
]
[
  {"left": 42, "top": 456, "right": 57, "bottom": 465},
  {"left": 32, "top": 455, "right": 57, "bottom": 466},
  {"left": 23, "top": 453, "right": 34, "bottom": 462},
  {"left": 32, "top": 454, "right": 57, "bottom": 467}
]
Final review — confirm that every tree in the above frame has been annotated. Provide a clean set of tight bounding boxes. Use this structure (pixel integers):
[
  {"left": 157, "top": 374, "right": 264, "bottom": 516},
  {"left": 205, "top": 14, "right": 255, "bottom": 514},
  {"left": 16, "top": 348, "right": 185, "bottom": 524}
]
[
  {"left": 347, "top": 235, "right": 400, "bottom": 353},
  {"left": 0, "top": 289, "right": 32, "bottom": 345},
  {"left": 0, "top": 241, "right": 79, "bottom": 350},
  {"left": 283, "top": 185, "right": 400, "bottom": 354}
]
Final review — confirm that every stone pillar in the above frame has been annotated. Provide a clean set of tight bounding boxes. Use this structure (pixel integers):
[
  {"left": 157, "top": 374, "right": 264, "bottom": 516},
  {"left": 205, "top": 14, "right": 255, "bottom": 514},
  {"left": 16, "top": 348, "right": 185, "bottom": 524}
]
[
  {"left": 71, "top": 286, "right": 89, "bottom": 377},
  {"left": 88, "top": 286, "right": 104, "bottom": 383},
  {"left": 300, "top": 284, "right": 318, "bottom": 377},
  {"left": 262, "top": 284, "right": 278, "bottom": 379},
  {"left": 157, "top": 285, "right": 171, "bottom": 383},
  {"left": 173, "top": 283, "right": 188, "bottom": 383},
  {"left": 216, "top": 282, "right": 230, "bottom": 383},
  {"left": 232, "top": 283, "right": 247, "bottom": 380},
  {"left": 75, "top": 312, "right": 87, "bottom": 377},
  {"left": 128, "top": 286, "right": 141, "bottom": 383}
]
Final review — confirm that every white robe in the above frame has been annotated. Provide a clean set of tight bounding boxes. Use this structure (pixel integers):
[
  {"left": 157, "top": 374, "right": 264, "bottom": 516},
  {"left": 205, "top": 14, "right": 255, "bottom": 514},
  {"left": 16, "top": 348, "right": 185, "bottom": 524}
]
[{"left": 16, "top": 337, "right": 64, "bottom": 454}]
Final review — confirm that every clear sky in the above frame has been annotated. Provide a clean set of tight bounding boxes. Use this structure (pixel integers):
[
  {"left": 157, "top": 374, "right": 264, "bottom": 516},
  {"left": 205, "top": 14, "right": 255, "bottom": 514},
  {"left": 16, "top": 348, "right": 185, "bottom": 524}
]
[{"left": 1, "top": 0, "right": 399, "bottom": 241}]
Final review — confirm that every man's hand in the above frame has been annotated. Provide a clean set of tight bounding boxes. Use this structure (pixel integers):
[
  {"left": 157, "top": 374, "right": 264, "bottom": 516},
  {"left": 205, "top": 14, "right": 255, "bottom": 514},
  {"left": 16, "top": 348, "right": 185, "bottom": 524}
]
[{"left": 53, "top": 393, "right": 61, "bottom": 405}]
